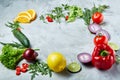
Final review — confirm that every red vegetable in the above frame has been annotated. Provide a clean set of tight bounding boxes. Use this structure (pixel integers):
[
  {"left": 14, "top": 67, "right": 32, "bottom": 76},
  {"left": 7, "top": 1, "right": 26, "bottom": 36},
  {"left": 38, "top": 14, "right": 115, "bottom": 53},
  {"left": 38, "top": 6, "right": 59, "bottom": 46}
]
[
  {"left": 77, "top": 53, "right": 92, "bottom": 63},
  {"left": 21, "top": 67, "right": 27, "bottom": 73},
  {"left": 92, "top": 43, "right": 115, "bottom": 70},
  {"left": 92, "top": 12, "right": 104, "bottom": 24},
  {"left": 16, "top": 71, "right": 21, "bottom": 75},
  {"left": 65, "top": 16, "right": 69, "bottom": 21},
  {"left": 16, "top": 66, "right": 21, "bottom": 72},
  {"left": 94, "top": 34, "right": 108, "bottom": 45},
  {"left": 46, "top": 16, "right": 53, "bottom": 22},
  {"left": 23, "top": 48, "right": 38, "bottom": 61},
  {"left": 22, "top": 63, "right": 29, "bottom": 69}
]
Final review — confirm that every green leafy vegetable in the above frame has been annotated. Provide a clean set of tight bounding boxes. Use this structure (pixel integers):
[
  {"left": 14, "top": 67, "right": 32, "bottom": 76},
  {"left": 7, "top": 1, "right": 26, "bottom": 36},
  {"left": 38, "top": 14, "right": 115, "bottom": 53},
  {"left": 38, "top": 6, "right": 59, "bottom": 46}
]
[
  {"left": 28, "top": 60, "right": 52, "bottom": 80},
  {"left": 0, "top": 45, "right": 25, "bottom": 69},
  {"left": 66, "top": 5, "right": 83, "bottom": 22}
]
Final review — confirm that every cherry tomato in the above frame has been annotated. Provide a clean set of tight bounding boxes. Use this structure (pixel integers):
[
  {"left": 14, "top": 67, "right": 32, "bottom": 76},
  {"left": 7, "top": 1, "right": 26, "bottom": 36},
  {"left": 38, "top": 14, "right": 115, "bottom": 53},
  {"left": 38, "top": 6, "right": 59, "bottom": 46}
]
[
  {"left": 94, "top": 34, "right": 108, "bottom": 45},
  {"left": 22, "top": 63, "right": 29, "bottom": 69},
  {"left": 16, "top": 71, "right": 21, "bottom": 75},
  {"left": 65, "top": 16, "right": 69, "bottom": 21},
  {"left": 46, "top": 16, "right": 53, "bottom": 22},
  {"left": 21, "top": 68, "right": 27, "bottom": 73},
  {"left": 16, "top": 66, "right": 21, "bottom": 72},
  {"left": 92, "top": 12, "right": 104, "bottom": 24}
]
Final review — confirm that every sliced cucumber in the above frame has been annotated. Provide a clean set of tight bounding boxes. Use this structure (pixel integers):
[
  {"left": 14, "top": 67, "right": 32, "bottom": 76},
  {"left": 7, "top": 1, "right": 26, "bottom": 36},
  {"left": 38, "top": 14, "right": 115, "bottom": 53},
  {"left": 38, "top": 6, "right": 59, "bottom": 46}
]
[
  {"left": 108, "top": 42, "right": 120, "bottom": 51},
  {"left": 67, "top": 62, "right": 81, "bottom": 73}
]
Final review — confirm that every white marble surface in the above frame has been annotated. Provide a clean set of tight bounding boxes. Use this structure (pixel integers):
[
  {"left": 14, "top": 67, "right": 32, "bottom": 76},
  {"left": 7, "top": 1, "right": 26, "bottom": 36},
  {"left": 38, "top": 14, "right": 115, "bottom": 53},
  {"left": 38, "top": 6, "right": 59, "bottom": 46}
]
[{"left": 0, "top": 0, "right": 120, "bottom": 80}]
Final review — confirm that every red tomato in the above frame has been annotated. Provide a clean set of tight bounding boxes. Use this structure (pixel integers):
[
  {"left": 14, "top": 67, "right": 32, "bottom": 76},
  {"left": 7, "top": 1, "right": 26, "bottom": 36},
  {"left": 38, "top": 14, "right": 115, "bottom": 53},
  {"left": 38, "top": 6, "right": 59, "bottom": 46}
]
[
  {"left": 16, "top": 66, "right": 21, "bottom": 72},
  {"left": 21, "top": 68, "right": 27, "bottom": 73},
  {"left": 92, "top": 12, "right": 104, "bottom": 24},
  {"left": 22, "top": 63, "right": 29, "bottom": 69},
  {"left": 65, "top": 16, "right": 69, "bottom": 21},
  {"left": 16, "top": 71, "right": 21, "bottom": 75},
  {"left": 94, "top": 34, "right": 108, "bottom": 45},
  {"left": 46, "top": 16, "right": 53, "bottom": 22}
]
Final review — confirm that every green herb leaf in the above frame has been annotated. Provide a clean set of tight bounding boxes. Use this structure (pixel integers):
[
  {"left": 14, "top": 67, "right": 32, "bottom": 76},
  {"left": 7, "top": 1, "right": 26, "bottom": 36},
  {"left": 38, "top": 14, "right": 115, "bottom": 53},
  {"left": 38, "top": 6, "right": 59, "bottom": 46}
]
[{"left": 28, "top": 60, "right": 52, "bottom": 80}]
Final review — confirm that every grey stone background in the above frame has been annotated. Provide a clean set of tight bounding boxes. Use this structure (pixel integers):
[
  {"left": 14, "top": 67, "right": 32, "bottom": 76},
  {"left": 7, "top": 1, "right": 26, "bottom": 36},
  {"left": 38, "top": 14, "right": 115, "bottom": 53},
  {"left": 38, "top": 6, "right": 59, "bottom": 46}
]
[{"left": 0, "top": 0, "right": 120, "bottom": 80}]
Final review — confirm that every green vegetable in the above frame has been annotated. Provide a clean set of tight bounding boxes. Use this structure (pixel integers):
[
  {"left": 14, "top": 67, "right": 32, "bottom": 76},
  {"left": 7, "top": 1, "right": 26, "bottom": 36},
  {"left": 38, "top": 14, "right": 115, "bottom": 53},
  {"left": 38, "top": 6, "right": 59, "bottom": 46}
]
[
  {"left": 0, "top": 45, "right": 25, "bottom": 69},
  {"left": 67, "top": 5, "right": 83, "bottom": 22},
  {"left": 39, "top": 15, "right": 46, "bottom": 23},
  {"left": 82, "top": 5, "right": 109, "bottom": 25},
  {"left": 49, "top": 7, "right": 65, "bottom": 23},
  {"left": 5, "top": 22, "right": 30, "bottom": 48},
  {"left": 0, "top": 41, "right": 25, "bottom": 49},
  {"left": 28, "top": 60, "right": 52, "bottom": 80}
]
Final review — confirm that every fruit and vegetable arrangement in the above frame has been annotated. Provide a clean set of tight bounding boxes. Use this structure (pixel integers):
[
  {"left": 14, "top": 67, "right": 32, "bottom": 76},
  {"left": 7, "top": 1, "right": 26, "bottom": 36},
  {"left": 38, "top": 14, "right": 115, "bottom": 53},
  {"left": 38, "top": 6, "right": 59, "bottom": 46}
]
[{"left": 0, "top": 4, "right": 120, "bottom": 80}]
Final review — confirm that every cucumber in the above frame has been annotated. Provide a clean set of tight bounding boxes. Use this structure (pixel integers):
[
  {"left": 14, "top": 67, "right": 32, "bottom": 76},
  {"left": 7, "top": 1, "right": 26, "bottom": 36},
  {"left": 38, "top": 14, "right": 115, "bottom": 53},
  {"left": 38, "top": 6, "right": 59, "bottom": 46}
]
[{"left": 12, "top": 29, "right": 30, "bottom": 48}]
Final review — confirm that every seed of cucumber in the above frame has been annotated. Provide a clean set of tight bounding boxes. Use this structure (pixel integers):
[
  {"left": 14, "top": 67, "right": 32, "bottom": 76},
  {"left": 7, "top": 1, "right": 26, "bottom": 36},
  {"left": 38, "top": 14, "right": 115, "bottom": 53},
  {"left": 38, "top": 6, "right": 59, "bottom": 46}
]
[
  {"left": 67, "top": 62, "right": 81, "bottom": 73},
  {"left": 108, "top": 42, "right": 120, "bottom": 51}
]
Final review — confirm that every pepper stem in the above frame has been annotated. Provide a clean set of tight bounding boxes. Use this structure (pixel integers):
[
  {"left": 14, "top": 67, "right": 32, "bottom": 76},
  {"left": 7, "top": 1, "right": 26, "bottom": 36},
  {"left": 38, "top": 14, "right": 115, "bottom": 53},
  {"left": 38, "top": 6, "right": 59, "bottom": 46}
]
[{"left": 100, "top": 50, "right": 109, "bottom": 56}]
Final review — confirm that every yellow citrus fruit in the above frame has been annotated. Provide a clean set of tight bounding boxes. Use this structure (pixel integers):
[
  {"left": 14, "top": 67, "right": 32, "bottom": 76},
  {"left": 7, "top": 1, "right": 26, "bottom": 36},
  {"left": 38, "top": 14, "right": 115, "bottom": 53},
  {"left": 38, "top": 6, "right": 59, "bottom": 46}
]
[
  {"left": 14, "top": 15, "right": 31, "bottom": 23},
  {"left": 47, "top": 52, "right": 66, "bottom": 72},
  {"left": 17, "top": 11, "right": 32, "bottom": 19},
  {"left": 27, "top": 9, "right": 36, "bottom": 20}
]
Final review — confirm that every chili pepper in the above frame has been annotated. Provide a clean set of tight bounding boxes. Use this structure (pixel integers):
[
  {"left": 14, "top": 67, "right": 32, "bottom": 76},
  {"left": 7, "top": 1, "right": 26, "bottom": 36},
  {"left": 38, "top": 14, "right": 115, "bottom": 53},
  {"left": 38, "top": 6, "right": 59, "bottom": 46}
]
[{"left": 92, "top": 43, "right": 115, "bottom": 70}]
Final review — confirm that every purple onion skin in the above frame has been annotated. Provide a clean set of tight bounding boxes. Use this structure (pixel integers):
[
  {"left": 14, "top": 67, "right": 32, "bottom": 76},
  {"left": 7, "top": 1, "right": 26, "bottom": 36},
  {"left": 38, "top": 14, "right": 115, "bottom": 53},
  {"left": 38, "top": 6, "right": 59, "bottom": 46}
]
[
  {"left": 96, "top": 29, "right": 111, "bottom": 41},
  {"left": 88, "top": 23, "right": 102, "bottom": 34},
  {"left": 23, "top": 48, "right": 38, "bottom": 61},
  {"left": 77, "top": 53, "right": 92, "bottom": 63}
]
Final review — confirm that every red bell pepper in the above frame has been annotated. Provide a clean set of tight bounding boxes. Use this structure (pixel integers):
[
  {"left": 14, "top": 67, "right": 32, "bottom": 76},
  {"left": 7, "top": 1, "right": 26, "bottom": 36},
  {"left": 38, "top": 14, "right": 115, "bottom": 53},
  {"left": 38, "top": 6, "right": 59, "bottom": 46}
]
[{"left": 92, "top": 43, "right": 115, "bottom": 70}]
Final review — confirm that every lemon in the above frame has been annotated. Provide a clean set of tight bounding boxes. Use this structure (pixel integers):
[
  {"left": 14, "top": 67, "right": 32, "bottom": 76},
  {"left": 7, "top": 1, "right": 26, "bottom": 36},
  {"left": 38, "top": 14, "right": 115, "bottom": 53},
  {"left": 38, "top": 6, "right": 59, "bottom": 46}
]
[
  {"left": 17, "top": 11, "right": 32, "bottom": 19},
  {"left": 14, "top": 15, "right": 31, "bottom": 23},
  {"left": 27, "top": 9, "right": 37, "bottom": 20},
  {"left": 47, "top": 52, "right": 66, "bottom": 72}
]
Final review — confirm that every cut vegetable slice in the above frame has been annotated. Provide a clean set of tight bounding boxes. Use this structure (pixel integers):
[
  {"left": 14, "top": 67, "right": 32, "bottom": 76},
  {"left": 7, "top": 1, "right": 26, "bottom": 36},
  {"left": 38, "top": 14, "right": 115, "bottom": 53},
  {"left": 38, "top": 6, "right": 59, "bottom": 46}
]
[
  {"left": 88, "top": 23, "right": 102, "bottom": 34},
  {"left": 67, "top": 62, "right": 81, "bottom": 73},
  {"left": 77, "top": 53, "right": 92, "bottom": 63},
  {"left": 96, "top": 29, "right": 111, "bottom": 41},
  {"left": 108, "top": 42, "right": 120, "bottom": 51}
]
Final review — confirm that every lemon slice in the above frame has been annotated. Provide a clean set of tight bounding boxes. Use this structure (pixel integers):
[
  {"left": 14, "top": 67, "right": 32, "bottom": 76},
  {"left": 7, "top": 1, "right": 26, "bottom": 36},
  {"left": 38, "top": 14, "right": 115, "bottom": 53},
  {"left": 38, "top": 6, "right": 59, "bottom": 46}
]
[
  {"left": 27, "top": 9, "right": 36, "bottom": 20},
  {"left": 67, "top": 62, "right": 81, "bottom": 73},
  {"left": 17, "top": 11, "right": 32, "bottom": 19},
  {"left": 14, "top": 15, "right": 31, "bottom": 23},
  {"left": 108, "top": 42, "right": 120, "bottom": 51}
]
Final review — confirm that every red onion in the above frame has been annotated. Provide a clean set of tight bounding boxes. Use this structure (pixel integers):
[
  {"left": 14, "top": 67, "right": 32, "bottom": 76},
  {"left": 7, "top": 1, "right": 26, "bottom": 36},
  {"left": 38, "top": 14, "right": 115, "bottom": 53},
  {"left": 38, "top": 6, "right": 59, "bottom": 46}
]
[
  {"left": 96, "top": 29, "right": 111, "bottom": 40},
  {"left": 88, "top": 23, "right": 102, "bottom": 34},
  {"left": 23, "top": 48, "right": 38, "bottom": 61},
  {"left": 77, "top": 53, "right": 92, "bottom": 63}
]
